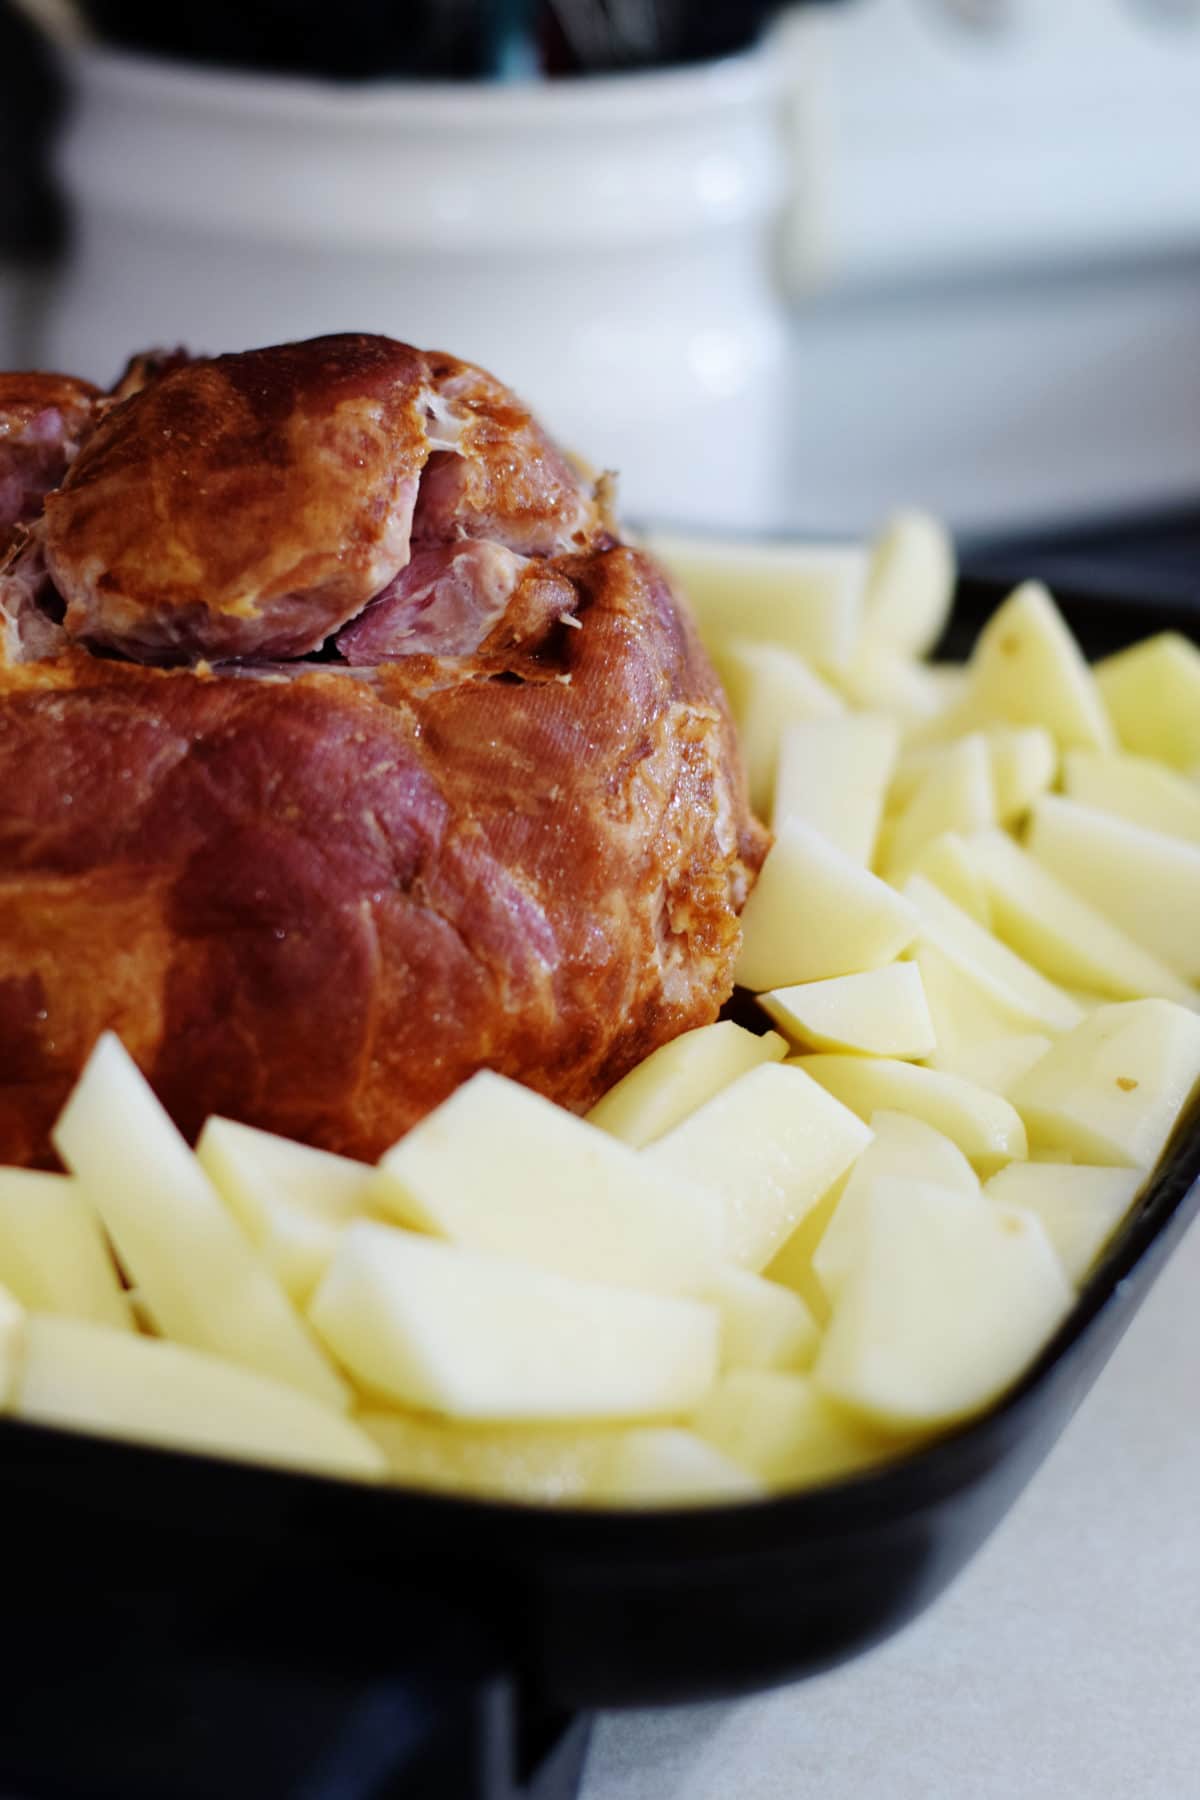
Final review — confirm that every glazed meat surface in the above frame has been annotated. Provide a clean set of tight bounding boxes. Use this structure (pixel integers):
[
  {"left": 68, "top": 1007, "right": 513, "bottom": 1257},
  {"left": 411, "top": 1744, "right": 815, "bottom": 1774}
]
[{"left": 0, "top": 334, "right": 765, "bottom": 1165}]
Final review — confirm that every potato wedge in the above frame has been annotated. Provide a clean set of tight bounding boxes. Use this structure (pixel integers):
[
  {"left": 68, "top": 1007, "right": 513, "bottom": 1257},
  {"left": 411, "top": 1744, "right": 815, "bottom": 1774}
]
[
  {"left": 712, "top": 638, "right": 844, "bottom": 816},
  {"left": 1063, "top": 750, "right": 1200, "bottom": 847},
  {"left": 1096, "top": 632, "right": 1200, "bottom": 769},
  {"left": 53, "top": 1036, "right": 348, "bottom": 1411},
  {"left": 736, "top": 820, "right": 919, "bottom": 992},
  {"left": 771, "top": 715, "right": 899, "bottom": 864},
  {"left": 0, "top": 1169, "right": 132, "bottom": 1331},
  {"left": 699, "top": 1264, "right": 819, "bottom": 1373},
  {"left": 1026, "top": 796, "right": 1200, "bottom": 984},
  {"left": 812, "top": 1111, "right": 980, "bottom": 1299},
  {"left": 883, "top": 734, "right": 994, "bottom": 883},
  {"left": 15, "top": 1314, "right": 384, "bottom": 1479},
  {"left": 815, "top": 1185, "right": 1073, "bottom": 1431},
  {"left": 961, "top": 581, "right": 1113, "bottom": 751},
  {"left": 797, "top": 1053, "right": 1028, "bottom": 1175},
  {"left": 310, "top": 1224, "right": 719, "bottom": 1422},
  {"left": 646, "top": 1062, "right": 872, "bottom": 1272},
  {"left": 589, "top": 1428, "right": 765, "bottom": 1506},
  {"left": 760, "top": 964, "right": 936, "bottom": 1060},
  {"left": 861, "top": 509, "right": 956, "bottom": 658},
  {"left": 585, "top": 1020, "right": 787, "bottom": 1149},
  {"left": 357, "top": 1410, "right": 626, "bottom": 1503},
  {"left": 983, "top": 1164, "right": 1142, "bottom": 1286},
  {"left": 0, "top": 1284, "right": 23, "bottom": 1410},
  {"left": 374, "top": 1071, "right": 724, "bottom": 1293},
  {"left": 692, "top": 1369, "right": 899, "bottom": 1488},
  {"left": 1008, "top": 1000, "right": 1200, "bottom": 1169},
  {"left": 904, "top": 875, "right": 1084, "bottom": 1035}
]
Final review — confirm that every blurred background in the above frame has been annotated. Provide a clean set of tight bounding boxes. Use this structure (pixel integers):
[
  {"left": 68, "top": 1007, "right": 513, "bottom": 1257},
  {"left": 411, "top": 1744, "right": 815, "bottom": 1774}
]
[{"left": 2, "top": 0, "right": 1199, "bottom": 554}]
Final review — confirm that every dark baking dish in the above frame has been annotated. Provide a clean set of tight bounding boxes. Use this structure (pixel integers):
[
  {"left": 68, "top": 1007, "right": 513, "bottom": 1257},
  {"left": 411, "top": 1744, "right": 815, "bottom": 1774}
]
[{"left": 1, "top": 578, "right": 1197, "bottom": 1800}]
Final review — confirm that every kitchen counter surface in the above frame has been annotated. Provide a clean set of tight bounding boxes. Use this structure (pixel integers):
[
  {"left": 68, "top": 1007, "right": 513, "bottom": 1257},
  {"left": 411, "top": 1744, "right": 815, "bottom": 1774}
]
[{"left": 583, "top": 1211, "right": 1200, "bottom": 1800}]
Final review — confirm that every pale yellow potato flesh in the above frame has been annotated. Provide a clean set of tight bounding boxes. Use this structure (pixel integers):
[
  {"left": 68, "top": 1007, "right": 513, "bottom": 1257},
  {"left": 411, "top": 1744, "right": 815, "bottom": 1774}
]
[
  {"left": 1008, "top": 1000, "right": 1200, "bottom": 1169},
  {"left": 585, "top": 1020, "right": 787, "bottom": 1149},
  {"left": 861, "top": 509, "right": 956, "bottom": 658},
  {"left": 1063, "top": 750, "right": 1200, "bottom": 847},
  {"left": 1026, "top": 796, "right": 1200, "bottom": 984},
  {"left": 796, "top": 1053, "right": 1028, "bottom": 1176},
  {"left": 958, "top": 581, "right": 1113, "bottom": 752},
  {"left": 15, "top": 1314, "right": 384, "bottom": 1479},
  {"left": 815, "top": 1186, "right": 1073, "bottom": 1432},
  {"left": 735, "top": 819, "right": 919, "bottom": 992},
  {"left": 646, "top": 1062, "right": 872, "bottom": 1272},
  {"left": 903, "top": 832, "right": 993, "bottom": 926},
  {"left": 589, "top": 1428, "right": 765, "bottom": 1507},
  {"left": 760, "top": 964, "right": 936, "bottom": 1060},
  {"left": 911, "top": 942, "right": 1028, "bottom": 1058},
  {"left": 53, "top": 1035, "right": 349, "bottom": 1412},
  {"left": 374, "top": 1070, "right": 724, "bottom": 1293},
  {"left": 309, "top": 1223, "right": 720, "bottom": 1422},
  {"left": 0, "top": 1169, "right": 133, "bottom": 1331},
  {"left": 812, "top": 1112, "right": 980, "bottom": 1301},
  {"left": 357, "top": 1410, "right": 628, "bottom": 1504},
  {"left": 711, "top": 638, "right": 844, "bottom": 816},
  {"left": 1096, "top": 632, "right": 1200, "bottom": 769},
  {"left": 197, "top": 1117, "right": 374, "bottom": 1305},
  {"left": 983, "top": 1164, "right": 1143, "bottom": 1286},
  {"left": 930, "top": 1032, "right": 1053, "bottom": 1098},
  {"left": 883, "top": 733, "right": 995, "bottom": 883},
  {"left": 692, "top": 1369, "right": 901, "bottom": 1488},
  {"left": 904, "top": 874, "right": 1084, "bottom": 1035},
  {"left": 961, "top": 828, "right": 1195, "bottom": 1007},
  {"left": 0, "top": 1284, "right": 23, "bottom": 1411},
  {"left": 648, "top": 533, "right": 867, "bottom": 673},
  {"left": 771, "top": 714, "right": 899, "bottom": 864},
  {"left": 699, "top": 1264, "right": 819, "bottom": 1374}
]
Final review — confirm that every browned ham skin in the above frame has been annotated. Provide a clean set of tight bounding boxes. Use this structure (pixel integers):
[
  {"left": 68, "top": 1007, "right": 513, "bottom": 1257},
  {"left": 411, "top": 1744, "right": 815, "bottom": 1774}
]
[{"left": 0, "top": 335, "right": 766, "bottom": 1167}]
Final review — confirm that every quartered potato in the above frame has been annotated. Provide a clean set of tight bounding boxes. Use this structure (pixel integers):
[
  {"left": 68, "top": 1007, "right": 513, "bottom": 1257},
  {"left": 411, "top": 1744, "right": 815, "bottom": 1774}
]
[{"left": 3, "top": 517, "right": 1196, "bottom": 1509}]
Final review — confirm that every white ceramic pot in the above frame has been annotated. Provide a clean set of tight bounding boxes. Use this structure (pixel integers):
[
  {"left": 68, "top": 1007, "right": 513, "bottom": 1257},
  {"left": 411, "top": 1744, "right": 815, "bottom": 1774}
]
[{"left": 41, "top": 42, "right": 797, "bottom": 530}]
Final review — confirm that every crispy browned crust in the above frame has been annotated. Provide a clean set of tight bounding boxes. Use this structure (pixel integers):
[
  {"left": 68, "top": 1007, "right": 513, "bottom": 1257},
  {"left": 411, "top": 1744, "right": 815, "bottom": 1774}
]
[
  {"left": 0, "top": 544, "right": 766, "bottom": 1166},
  {"left": 0, "top": 335, "right": 766, "bottom": 1166}
]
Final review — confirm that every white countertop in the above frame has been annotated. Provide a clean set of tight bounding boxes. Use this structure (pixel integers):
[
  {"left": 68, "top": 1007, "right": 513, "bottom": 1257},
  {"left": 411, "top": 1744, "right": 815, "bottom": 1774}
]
[{"left": 584, "top": 1211, "right": 1200, "bottom": 1800}]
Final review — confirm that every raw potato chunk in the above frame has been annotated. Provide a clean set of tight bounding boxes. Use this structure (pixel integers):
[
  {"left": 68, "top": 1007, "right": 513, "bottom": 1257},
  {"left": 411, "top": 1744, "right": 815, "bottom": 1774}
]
[
  {"left": 589, "top": 1428, "right": 765, "bottom": 1507},
  {"left": 984, "top": 1164, "right": 1142, "bottom": 1285},
  {"left": 962, "top": 829, "right": 1195, "bottom": 1007},
  {"left": 883, "top": 734, "right": 994, "bottom": 882},
  {"left": 700, "top": 1264, "right": 819, "bottom": 1373},
  {"left": 15, "top": 1315, "right": 385, "bottom": 1479},
  {"left": 913, "top": 942, "right": 1029, "bottom": 1057},
  {"left": 374, "top": 1071, "right": 724, "bottom": 1293},
  {"left": 692, "top": 1370, "right": 899, "bottom": 1488},
  {"left": 932, "top": 1033, "right": 1053, "bottom": 1098},
  {"left": 197, "top": 1117, "right": 373, "bottom": 1304},
  {"left": 1063, "top": 751, "right": 1200, "bottom": 847},
  {"left": 834, "top": 640, "right": 949, "bottom": 728},
  {"left": 813, "top": 1114, "right": 980, "bottom": 1299},
  {"left": 771, "top": 715, "right": 899, "bottom": 864},
  {"left": 0, "top": 1170, "right": 133, "bottom": 1331},
  {"left": 960, "top": 581, "right": 1113, "bottom": 751},
  {"left": 358, "top": 1411, "right": 626, "bottom": 1504},
  {"left": 862, "top": 509, "right": 956, "bottom": 658},
  {"left": 1026, "top": 797, "right": 1200, "bottom": 984},
  {"left": 647, "top": 1062, "right": 872, "bottom": 1272},
  {"left": 988, "top": 727, "right": 1058, "bottom": 824},
  {"left": 1008, "top": 1000, "right": 1200, "bottom": 1169},
  {"left": 760, "top": 965, "right": 936, "bottom": 1060},
  {"left": 797, "top": 1054, "right": 1027, "bottom": 1175},
  {"left": 905, "top": 833, "right": 992, "bottom": 927},
  {"left": 585, "top": 1020, "right": 787, "bottom": 1149},
  {"left": 648, "top": 533, "right": 867, "bottom": 672},
  {"left": 904, "top": 875, "right": 1084, "bottom": 1034},
  {"left": 815, "top": 1186, "right": 1073, "bottom": 1431},
  {"left": 712, "top": 639, "right": 844, "bottom": 816},
  {"left": 763, "top": 1182, "right": 845, "bottom": 1327},
  {"left": 1096, "top": 632, "right": 1200, "bottom": 769},
  {"left": 0, "top": 1284, "right": 23, "bottom": 1409},
  {"left": 736, "top": 820, "right": 919, "bottom": 992},
  {"left": 53, "top": 1036, "right": 348, "bottom": 1411},
  {"left": 309, "top": 1224, "right": 719, "bottom": 1421}
]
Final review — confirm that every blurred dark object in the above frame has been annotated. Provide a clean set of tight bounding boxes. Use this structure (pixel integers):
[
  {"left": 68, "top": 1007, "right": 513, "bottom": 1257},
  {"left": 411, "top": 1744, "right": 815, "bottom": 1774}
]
[
  {"left": 74, "top": 0, "right": 789, "bottom": 79},
  {"left": 965, "top": 505, "right": 1200, "bottom": 622},
  {"left": 0, "top": 1, "right": 63, "bottom": 255}
]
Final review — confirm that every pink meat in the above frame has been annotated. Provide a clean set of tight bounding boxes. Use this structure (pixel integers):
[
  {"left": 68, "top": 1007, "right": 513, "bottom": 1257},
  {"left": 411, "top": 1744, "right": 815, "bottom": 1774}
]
[{"left": 336, "top": 542, "right": 531, "bottom": 662}]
